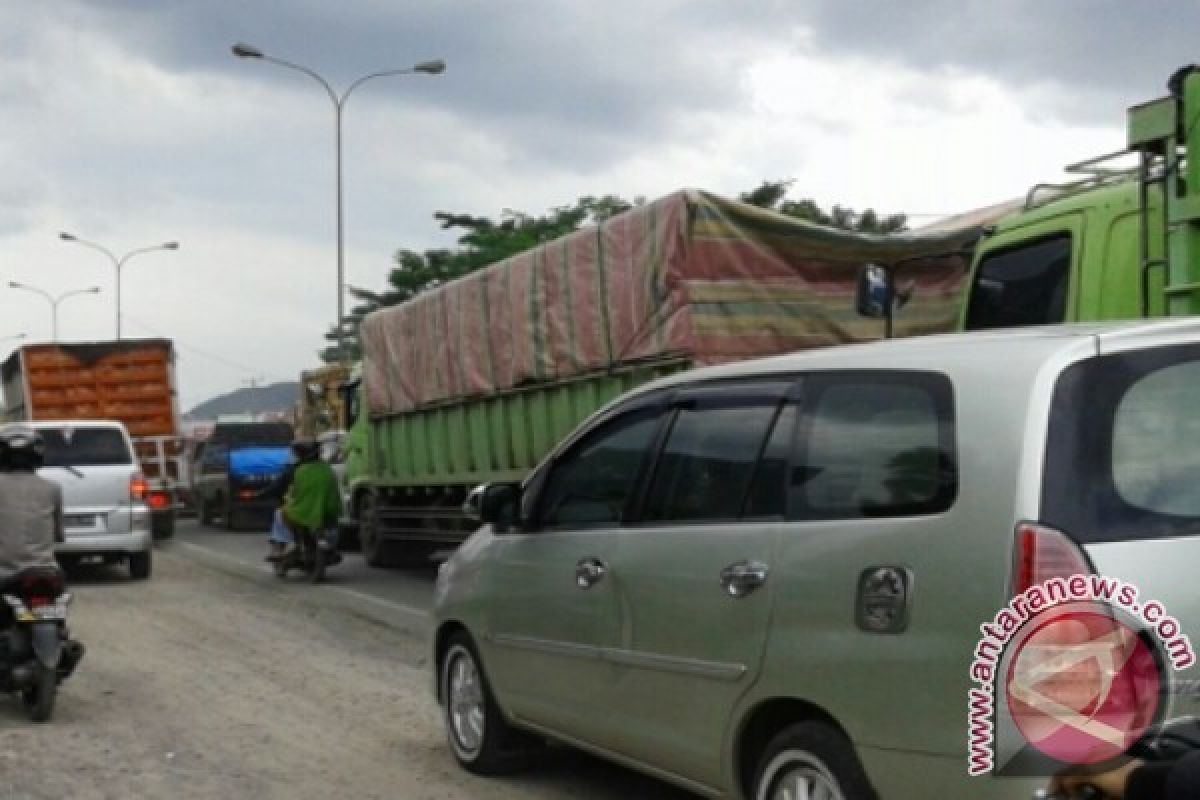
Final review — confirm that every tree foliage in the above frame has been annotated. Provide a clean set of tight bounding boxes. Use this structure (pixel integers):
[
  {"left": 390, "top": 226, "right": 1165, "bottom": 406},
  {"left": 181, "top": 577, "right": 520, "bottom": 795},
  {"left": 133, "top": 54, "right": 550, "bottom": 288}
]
[
  {"left": 738, "top": 180, "right": 908, "bottom": 234},
  {"left": 321, "top": 184, "right": 905, "bottom": 363}
]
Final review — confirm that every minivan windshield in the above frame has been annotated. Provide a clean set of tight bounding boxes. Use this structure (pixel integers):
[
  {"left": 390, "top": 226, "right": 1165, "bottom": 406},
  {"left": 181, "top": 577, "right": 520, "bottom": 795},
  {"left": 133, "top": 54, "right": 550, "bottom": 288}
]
[
  {"left": 1044, "top": 343, "right": 1200, "bottom": 543},
  {"left": 41, "top": 427, "right": 134, "bottom": 467}
]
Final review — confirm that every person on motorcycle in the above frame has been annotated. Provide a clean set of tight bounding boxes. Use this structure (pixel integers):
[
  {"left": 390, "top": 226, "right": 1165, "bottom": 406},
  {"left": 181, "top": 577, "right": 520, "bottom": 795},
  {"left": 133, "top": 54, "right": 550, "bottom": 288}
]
[
  {"left": 262, "top": 446, "right": 300, "bottom": 562},
  {"left": 271, "top": 438, "right": 342, "bottom": 564},
  {"left": 0, "top": 426, "right": 63, "bottom": 582},
  {"left": 1052, "top": 752, "right": 1200, "bottom": 799}
]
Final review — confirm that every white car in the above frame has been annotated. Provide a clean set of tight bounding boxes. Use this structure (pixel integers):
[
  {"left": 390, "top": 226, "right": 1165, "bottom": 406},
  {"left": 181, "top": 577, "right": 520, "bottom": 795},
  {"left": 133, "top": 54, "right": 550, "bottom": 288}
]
[{"left": 15, "top": 420, "right": 153, "bottom": 580}]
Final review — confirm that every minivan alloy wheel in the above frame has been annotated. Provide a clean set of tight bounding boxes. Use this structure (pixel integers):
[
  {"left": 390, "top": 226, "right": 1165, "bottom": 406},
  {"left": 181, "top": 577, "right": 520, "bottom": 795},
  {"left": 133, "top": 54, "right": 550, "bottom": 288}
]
[
  {"left": 446, "top": 644, "right": 485, "bottom": 756},
  {"left": 753, "top": 722, "right": 872, "bottom": 800},
  {"left": 758, "top": 751, "right": 844, "bottom": 800}
]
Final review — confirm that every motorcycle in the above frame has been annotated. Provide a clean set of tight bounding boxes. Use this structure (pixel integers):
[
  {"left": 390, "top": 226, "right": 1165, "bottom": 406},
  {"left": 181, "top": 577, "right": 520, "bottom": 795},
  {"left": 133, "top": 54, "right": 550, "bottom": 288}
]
[
  {"left": 0, "top": 566, "right": 84, "bottom": 722},
  {"left": 272, "top": 526, "right": 341, "bottom": 584}
]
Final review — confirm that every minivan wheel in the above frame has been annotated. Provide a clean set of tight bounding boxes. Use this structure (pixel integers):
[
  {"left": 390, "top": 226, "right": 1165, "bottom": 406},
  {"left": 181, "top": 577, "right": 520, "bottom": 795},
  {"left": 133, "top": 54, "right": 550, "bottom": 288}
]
[
  {"left": 754, "top": 722, "right": 875, "bottom": 800},
  {"left": 440, "top": 632, "right": 534, "bottom": 774}
]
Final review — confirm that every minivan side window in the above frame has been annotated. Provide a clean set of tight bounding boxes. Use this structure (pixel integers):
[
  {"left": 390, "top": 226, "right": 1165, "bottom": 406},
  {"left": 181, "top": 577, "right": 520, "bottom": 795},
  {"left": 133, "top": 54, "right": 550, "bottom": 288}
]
[
  {"left": 964, "top": 234, "right": 1071, "bottom": 330},
  {"left": 536, "top": 409, "right": 663, "bottom": 529},
  {"left": 791, "top": 373, "right": 956, "bottom": 519},
  {"left": 642, "top": 402, "right": 782, "bottom": 523}
]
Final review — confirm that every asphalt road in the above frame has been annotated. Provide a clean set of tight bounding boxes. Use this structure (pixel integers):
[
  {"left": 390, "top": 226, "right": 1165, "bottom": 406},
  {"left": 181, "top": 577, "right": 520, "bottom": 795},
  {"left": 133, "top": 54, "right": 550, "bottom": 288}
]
[{"left": 172, "top": 517, "right": 439, "bottom": 636}]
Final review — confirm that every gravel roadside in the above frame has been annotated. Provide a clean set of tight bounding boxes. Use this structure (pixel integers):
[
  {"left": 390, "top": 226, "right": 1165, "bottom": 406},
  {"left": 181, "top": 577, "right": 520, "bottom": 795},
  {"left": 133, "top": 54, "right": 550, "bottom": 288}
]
[{"left": 0, "top": 549, "right": 688, "bottom": 800}]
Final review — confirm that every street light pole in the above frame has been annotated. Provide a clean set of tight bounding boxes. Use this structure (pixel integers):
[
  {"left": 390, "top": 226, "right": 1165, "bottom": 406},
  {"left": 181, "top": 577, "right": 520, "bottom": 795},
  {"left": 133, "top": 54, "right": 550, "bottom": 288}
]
[
  {"left": 231, "top": 42, "right": 445, "bottom": 363},
  {"left": 58, "top": 234, "right": 179, "bottom": 339},
  {"left": 7, "top": 282, "right": 102, "bottom": 342}
]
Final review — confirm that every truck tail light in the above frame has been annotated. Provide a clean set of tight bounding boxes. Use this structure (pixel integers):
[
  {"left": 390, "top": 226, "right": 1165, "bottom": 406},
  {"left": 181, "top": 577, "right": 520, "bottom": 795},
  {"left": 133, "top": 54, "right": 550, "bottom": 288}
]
[
  {"left": 1012, "top": 522, "right": 1093, "bottom": 596},
  {"left": 147, "top": 491, "right": 170, "bottom": 510},
  {"left": 130, "top": 475, "right": 148, "bottom": 501}
]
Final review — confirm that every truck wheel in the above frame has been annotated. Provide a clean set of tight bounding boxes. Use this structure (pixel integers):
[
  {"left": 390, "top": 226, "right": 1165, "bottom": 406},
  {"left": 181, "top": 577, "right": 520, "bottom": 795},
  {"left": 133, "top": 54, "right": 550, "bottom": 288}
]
[
  {"left": 129, "top": 550, "right": 152, "bottom": 580},
  {"left": 152, "top": 511, "right": 175, "bottom": 540},
  {"left": 199, "top": 497, "right": 214, "bottom": 525},
  {"left": 360, "top": 494, "right": 395, "bottom": 567},
  {"left": 223, "top": 498, "right": 237, "bottom": 532}
]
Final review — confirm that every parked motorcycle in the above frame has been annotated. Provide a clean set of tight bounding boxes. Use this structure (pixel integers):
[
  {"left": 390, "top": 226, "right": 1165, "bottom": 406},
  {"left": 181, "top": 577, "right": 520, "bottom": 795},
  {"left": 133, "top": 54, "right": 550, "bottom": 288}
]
[
  {"left": 273, "top": 527, "right": 341, "bottom": 584},
  {"left": 0, "top": 566, "right": 84, "bottom": 721}
]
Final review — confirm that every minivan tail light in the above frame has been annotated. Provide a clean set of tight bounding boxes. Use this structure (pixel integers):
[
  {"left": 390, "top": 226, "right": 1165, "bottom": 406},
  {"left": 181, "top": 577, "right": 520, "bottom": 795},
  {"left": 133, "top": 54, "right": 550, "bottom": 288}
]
[
  {"left": 130, "top": 475, "right": 148, "bottom": 501},
  {"left": 1012, "top": 522, "right": 1092, "bottom": 596}
]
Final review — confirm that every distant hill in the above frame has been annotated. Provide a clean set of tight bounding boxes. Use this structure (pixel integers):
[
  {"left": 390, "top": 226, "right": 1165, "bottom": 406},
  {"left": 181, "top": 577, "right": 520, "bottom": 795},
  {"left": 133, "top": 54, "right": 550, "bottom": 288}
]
[{"left": 185, "top": 382, "right": 299, "bottom": 421}]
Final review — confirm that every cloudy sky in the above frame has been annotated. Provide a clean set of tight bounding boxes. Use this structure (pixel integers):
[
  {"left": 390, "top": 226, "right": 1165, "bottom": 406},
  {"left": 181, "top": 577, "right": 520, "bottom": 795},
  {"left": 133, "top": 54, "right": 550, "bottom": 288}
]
[{"left": 0, "top": 1, "right": 1193, "bottom": 411}]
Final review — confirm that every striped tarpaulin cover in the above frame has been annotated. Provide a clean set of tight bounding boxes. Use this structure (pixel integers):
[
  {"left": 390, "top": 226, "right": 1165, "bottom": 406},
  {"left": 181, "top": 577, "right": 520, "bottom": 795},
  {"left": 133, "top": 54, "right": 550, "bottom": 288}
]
[{"left": 361, "top": 190, "right": 1005, "bottom": 415}]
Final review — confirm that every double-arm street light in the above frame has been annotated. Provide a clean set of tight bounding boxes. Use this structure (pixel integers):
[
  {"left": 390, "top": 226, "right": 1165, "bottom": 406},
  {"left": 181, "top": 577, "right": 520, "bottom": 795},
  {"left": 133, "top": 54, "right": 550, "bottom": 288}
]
[
  {"left": 58, "top": 233, "right": 179, "bottom": 339},
  {"left": 8, "top": 282, "right": 101, "bottom": 342},
  {"left": 0, "top": 332, "right": 27, "bottom": 345},
  {"left": 231, "top": 42, "right": 446, "bottom": 362}
]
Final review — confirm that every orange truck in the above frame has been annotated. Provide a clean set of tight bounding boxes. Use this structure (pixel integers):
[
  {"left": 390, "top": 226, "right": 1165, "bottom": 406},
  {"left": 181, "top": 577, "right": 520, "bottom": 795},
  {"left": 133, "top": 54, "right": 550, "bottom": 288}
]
[{"left": 1, "top": 339, "right": 184, "bottom": 538}]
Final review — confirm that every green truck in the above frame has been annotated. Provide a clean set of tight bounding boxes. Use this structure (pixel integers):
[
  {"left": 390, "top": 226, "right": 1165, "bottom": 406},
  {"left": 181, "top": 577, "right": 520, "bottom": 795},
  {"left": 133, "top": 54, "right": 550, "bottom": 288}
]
[
  {"left": 342, "top": 190, "right": 992, "bottom": 567},
  {"left": 346, "top": 65, "right": 1200, "bottom": 568}
]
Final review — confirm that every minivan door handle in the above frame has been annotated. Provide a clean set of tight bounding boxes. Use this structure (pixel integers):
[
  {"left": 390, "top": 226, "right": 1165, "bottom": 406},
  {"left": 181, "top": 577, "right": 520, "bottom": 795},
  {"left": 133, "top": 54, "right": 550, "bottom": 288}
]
[
  {"left": 720, "top": 561, "right": 769, "bottom": 597},
  {"left": 575, "top": 557, "right": 608, "bottom": 589}
]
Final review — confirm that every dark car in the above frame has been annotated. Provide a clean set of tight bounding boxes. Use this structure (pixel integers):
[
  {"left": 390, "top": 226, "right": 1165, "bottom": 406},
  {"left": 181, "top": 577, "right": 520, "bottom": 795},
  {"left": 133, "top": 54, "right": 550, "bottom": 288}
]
[{"left": 191, "top": 421, "right": 294, "bottom": 531}]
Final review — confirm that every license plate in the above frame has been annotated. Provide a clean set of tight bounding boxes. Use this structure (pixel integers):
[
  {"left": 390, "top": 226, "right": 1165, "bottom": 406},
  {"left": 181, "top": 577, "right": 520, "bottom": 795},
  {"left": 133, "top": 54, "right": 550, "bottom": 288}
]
[
  {"left": 64, "top": 514, "right": 96, "bottom": 528},
  {"left": 32, "top": 605, "right": 66, "bottom": 620}
]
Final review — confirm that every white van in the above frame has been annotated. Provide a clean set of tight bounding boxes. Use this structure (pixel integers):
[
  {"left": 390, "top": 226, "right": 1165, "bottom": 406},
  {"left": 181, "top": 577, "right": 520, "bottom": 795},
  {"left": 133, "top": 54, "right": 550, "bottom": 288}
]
[{"left": 21, "top": 420, "right": 153, "bottom": 580}]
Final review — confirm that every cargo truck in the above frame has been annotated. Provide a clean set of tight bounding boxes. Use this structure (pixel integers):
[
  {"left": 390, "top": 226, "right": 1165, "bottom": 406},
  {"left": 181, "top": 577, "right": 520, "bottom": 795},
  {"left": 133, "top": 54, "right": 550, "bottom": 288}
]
[
  {"left": 345, "top": 190, "right": 1000, "bottom": 567},
  {"left": 1, "top": 339, "right": 184, "bottom": 538}
]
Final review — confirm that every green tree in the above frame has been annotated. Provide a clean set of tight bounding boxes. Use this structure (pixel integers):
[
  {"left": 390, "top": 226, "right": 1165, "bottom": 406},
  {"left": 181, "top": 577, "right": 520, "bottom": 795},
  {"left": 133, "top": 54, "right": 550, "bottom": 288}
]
[{"left": 738, "top": 180, "right": 908, "bottom": 234}]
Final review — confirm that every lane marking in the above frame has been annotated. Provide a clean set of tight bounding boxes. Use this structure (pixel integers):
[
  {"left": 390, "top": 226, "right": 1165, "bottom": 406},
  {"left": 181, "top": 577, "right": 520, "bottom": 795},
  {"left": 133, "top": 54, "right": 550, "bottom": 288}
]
[{"left": 172, "top": 540, "right": 431, "bottom": 625}]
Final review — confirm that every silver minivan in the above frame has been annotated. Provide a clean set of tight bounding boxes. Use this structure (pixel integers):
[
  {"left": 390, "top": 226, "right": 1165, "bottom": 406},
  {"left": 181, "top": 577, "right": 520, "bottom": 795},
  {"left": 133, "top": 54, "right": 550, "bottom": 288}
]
[
  {"left": 433, "top": 320, "right": 1200, "bottom": 800},
  {"left": 19, "top": 420, "right": 153, "bottom": 580}
]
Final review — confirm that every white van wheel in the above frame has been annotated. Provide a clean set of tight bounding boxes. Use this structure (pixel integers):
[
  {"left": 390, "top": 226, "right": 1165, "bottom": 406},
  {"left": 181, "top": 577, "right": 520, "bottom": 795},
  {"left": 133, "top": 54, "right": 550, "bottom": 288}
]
[{"left": 754, "top": 722, "right": 874, "bottom": 800}]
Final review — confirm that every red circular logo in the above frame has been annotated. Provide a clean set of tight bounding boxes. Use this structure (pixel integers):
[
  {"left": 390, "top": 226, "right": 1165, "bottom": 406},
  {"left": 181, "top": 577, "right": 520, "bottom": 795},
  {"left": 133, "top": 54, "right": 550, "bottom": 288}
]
[{"left": 1006, "top": 609, "right": 1163, "bottom": 765}]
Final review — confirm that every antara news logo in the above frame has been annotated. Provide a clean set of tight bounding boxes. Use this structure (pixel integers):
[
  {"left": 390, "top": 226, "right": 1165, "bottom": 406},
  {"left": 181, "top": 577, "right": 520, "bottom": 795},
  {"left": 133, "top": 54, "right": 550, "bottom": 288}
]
[{"left": 967, "top": 574, "right": 1195, "bottom": 777}]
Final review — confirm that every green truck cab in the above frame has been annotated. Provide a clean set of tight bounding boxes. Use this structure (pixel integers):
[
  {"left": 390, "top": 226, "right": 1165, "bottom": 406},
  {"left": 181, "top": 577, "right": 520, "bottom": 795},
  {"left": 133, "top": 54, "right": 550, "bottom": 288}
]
[{"left": 868, "top": 65, "right": 1200, "bottom": 333}]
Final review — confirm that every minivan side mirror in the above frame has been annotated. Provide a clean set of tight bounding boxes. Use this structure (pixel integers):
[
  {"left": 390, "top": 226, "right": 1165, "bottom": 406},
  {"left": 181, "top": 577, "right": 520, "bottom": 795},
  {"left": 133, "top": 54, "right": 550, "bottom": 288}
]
[{"left": 463, "top": 482, "right": 521, "bottom": 532}]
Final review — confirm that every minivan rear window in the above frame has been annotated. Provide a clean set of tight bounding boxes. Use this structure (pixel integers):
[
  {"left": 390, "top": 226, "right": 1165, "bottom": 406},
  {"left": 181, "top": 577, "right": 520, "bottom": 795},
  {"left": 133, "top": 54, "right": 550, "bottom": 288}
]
[
  {"left": 1044, "top": 343, "right": 1200, "bottom": 543},
  {"left": 41, "top": 427, "right": 134, "bottom": 467}
]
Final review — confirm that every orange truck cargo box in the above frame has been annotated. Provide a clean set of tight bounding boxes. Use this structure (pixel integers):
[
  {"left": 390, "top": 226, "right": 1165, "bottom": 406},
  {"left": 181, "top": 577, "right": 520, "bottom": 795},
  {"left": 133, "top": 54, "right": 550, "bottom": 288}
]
[{"left": 1, "top": 340, "right": 184, "bottom": 487}]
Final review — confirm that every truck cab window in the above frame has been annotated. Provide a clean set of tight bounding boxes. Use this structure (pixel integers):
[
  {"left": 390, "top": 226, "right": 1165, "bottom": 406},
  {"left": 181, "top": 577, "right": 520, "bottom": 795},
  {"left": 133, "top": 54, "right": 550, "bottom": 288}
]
[{"left": 964, "top": 234, "right": 1071, "bottom": 330}]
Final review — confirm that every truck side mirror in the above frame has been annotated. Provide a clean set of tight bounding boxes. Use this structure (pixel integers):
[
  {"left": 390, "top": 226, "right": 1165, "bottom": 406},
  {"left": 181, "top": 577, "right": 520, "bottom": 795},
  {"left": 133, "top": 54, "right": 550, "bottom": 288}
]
[
  {"left": 463, "top": 482, "right": 521, "bottom": 532},
  {"left": 856, "top": 263, "right": 892, "bottom": 319}
]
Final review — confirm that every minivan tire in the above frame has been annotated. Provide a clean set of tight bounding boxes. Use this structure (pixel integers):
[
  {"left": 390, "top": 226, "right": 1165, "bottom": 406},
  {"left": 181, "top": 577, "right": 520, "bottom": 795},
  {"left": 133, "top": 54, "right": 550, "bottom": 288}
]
[
  {"left": 440, "top": 631, "right": 536, "bottom": 774},
  {"left": 129, "top": 551, "right": 152, "bottom": 581},
  {"left": 753, "top": 722, "right": 875, "bottom": 800}
]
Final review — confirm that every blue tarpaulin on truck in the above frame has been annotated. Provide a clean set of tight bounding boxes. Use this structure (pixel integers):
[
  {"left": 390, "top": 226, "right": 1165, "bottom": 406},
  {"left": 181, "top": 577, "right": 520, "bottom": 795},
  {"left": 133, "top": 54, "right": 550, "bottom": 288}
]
[{"left": 228, "top": 447, "right": 291, "bottom": 478}]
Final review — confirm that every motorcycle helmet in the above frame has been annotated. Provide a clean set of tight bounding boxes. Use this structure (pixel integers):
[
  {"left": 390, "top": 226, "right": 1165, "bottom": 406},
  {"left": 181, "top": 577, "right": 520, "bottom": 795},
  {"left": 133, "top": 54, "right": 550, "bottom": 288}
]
[
  {"left": 0, "top": 426, "right": 46, "bottom": 471},
  {"left": 291, "top": 438, "right": 320, "bottom": 462}
]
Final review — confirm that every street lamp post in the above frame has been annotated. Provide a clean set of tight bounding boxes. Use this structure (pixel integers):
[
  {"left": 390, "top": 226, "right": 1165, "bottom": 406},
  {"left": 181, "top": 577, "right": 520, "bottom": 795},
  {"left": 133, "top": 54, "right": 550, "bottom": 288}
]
[
  {"left": 58, "top": 234, "right": 179, "bottom": 339},
  {"left": 7, "top": 282, "right": 102, "bottom": 342},
  {"left": 231, "top": 42, "right": 445, "bottom": 363}
]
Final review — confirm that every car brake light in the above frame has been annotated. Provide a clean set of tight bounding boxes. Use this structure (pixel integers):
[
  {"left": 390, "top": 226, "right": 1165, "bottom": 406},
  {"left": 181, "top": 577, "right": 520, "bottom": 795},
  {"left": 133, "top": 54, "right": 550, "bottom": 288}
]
[
  {"left": 130, "top": 475, "right": 148, "bottom": 501},
  {"left": 1012, "top": 522, "right": 1092, "bottom": 596}
]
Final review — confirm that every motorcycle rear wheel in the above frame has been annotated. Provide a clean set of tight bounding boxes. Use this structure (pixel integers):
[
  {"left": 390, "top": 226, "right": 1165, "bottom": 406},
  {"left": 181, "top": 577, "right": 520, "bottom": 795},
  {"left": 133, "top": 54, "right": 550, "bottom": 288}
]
[{"left": 24, "top": 664, "right": 56, "bottom": 723}]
